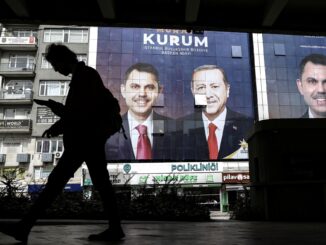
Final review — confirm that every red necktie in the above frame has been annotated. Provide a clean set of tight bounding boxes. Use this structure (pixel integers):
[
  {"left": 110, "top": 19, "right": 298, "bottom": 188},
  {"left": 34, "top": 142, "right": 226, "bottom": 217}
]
[
  {"left": 208, "top": 123, "right": 218, "bottom": 159},
  {"left": 136, "top": 125, "right": 152, "bottom": 160}
]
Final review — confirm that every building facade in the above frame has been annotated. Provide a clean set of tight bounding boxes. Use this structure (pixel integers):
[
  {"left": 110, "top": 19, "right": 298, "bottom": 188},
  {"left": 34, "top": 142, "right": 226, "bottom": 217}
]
[
  {"left": 0, "top": 24, "right": 255, "bottom": 213},
  {"left": 0, "top": 24, "right": 90, "bottom": 192}
]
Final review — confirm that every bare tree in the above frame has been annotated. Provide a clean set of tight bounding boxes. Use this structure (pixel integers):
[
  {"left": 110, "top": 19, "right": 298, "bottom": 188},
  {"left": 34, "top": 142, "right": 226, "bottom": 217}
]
[{"left": 0, "top": 168, "right": 25, "bottom": 198}]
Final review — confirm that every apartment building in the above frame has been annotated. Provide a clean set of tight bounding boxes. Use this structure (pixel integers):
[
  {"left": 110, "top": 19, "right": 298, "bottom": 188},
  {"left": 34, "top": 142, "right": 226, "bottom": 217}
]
[{"left": 0, "top": 24, "right": 90, "bottom": 192}]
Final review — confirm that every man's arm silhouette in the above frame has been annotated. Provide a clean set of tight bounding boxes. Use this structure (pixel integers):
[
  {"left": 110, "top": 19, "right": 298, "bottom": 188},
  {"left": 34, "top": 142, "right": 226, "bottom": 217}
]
[
  {"left": 42, "top": 119, "right": 64, "bottom": 138},
  {"left": 34, "top": 99, "right": 65, "bottom": 137},
  {"left": 34, "top": 99, "right": 65, "bottom": 117}
]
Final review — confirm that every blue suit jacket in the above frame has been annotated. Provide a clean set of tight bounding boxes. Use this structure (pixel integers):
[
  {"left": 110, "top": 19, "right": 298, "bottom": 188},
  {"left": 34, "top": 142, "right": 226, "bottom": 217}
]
[
  {"left": 179, "top": 108, "right": 254, "bottom": 160},
  {"left": 105, "top": 111, "right": 176, "bottom": 161}
]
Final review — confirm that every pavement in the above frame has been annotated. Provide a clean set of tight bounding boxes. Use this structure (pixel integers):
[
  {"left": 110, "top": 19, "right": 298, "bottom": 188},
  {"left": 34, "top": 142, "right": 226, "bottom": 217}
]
[{"left": 1, "top": 219, "right": 326, "bottom": 245}]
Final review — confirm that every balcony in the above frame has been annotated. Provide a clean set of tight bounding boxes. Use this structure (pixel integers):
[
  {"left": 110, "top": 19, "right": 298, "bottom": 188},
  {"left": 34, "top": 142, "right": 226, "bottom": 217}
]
[
  {"left": 0, "top": 119, "right": 32, "bottom": 133},
  {"left": 0, "top": 90, "right": 33, "bottom": 104},
  {"left": 0, "top": 63, "right": 35, "bottom": 77},
  {"left": 41, "top": 153, "right": 54, "bottom": 163},
  {"left": 0, "top": 36, "right": 37, "bottom": 50},
  {"left": 16, "top": 153, "right": 31, "bottom": 163}
]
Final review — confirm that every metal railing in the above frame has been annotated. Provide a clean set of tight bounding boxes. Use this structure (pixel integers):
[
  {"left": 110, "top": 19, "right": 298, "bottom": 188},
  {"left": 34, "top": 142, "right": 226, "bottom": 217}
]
[
  {"left": 0, "top": 119, "right": 32, "bottom": 132},
  {"left": 0, "top": 36, "right": 37, "bottom": 45},
  {"left": 0, "top": 63, "right": 35, "bottom": 73},
  {"left": 0, "top": 90, "right": 33, "bottom": 100}
]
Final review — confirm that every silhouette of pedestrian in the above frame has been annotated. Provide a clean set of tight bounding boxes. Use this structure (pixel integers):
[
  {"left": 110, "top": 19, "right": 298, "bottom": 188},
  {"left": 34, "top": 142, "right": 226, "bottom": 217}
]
[{"left": 0, "top": 43, "right": 125, "bottom": 243}]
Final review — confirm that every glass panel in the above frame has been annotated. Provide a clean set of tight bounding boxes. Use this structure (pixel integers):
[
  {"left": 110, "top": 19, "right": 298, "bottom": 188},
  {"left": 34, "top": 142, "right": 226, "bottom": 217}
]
[
  {"left": 49, "top": 30, "right": 63, "bottom": 42},
  {"left": 44, "top": 31, "right": 50, "bottom": 42},
  {"left": 4, "top": 109, "right": 15, "bottom": 119},
  {"left": 46, "top": 82, "right": 61, "bottom": 96},
  {"left": 51, "top": 140, "right": 57, "bottom": 152},
  {"left": 58, "top": 141, "right": 63, "bottom": 152},
  {"left": 41, "top": 56, "right": 52, "bottom": 69},
  {"left": 82, "top": 30, "right": 89, "bottom": 43},
  {"left": 34, "top": 167, "right": 41, "bottom": 179},
  {"left": 4, "top": 143, "right": 20, "bottom": 153},
  {"left": 15, "top": 109, "right": 27, "bottom": 119},
  {"left": 42, "top": 140, "right": 50, "bottom": 153},
  {"left": 39, "top": 84, "right": 45, "bottom": 96},
  {"left": 41, "top": 167, "right": 53, "bottom": 178},
  {"left": 69, "top": 29, "right": 82, "bottom": 43},
  {"left": 16, "top": 57, "right": 28, "bottom": 68},
  {"left": 36, "top": 141, "right": 42, "bottom": 153}
]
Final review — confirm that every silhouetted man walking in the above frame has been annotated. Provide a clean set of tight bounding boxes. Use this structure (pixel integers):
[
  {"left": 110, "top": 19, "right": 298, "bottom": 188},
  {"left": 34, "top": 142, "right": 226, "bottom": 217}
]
[{"left": 0, "top": 44, "right": 125, "bottom": 243}]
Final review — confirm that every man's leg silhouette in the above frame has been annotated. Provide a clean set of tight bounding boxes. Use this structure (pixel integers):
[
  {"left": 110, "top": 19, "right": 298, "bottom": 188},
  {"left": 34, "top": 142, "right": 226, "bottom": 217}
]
[
  {"left": 23, "top": 151, "right": 82, "bottom": 225},
  {"left": 85, "top": 140, "right": 124, "bottom": 241},
  {"left": 0, "top": 151, "right": 83, "bottom": 243}
]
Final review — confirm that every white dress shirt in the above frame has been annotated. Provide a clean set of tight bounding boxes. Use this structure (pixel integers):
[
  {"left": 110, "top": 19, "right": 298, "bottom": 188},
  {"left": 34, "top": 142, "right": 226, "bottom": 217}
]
[
  {"left": 308, "top": 108, "right": 315, "bottom": 118},
  {"left": 202, "top": 108, "right": 227, "bottom": 149},
  {"left": 127, "top": 111, "right": 154, "bottom": 157}
]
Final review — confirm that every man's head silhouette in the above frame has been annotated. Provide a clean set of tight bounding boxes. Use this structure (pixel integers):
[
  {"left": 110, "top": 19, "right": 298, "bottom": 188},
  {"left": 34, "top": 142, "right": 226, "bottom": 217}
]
[{"left": 45, "top": 43, "right": 78, "bottom": 76}]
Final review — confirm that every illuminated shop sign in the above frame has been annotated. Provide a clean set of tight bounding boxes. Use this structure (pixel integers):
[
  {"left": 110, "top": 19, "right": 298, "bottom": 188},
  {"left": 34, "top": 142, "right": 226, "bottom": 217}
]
[
  {"left": 106, "top": 162, "right": 224, "bottom": 174},
  {"left": 171, "top": 162, "right": 218, "bottom": 172},
  {"left": 222, "top": 172, "right": 250, "bottom": 183},
  {"left": 85, "top": 172, "right": 222, "bottom": 186}
]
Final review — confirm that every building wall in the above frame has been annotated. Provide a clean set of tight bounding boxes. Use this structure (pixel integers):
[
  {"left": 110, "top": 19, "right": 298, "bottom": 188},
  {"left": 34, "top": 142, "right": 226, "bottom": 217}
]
[{"left": 0, "top": 24, "right": 90, "bottom": 187}]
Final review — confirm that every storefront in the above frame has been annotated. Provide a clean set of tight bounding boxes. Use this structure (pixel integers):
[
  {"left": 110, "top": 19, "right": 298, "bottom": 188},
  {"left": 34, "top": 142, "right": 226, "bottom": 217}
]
[
  {"left": 221, "top": 172, "right": 250, "bottom": 211},
  {"left": 82, "top": 161, "right": 224, "bottom": 210}
]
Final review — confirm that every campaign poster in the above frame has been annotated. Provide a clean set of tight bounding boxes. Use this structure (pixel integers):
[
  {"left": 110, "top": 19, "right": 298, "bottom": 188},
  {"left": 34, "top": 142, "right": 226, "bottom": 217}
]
[
  {"left": 96, "top": 27, "right": 255, "bottom": 162},
  {"left": 261, "top": 34, "right": 326, "bottom": 119}
]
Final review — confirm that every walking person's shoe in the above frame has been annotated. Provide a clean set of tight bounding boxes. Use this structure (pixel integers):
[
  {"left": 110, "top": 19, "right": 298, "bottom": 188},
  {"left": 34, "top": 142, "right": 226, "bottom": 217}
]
[
  {"left": 0, "top": 222, "right": 30, "bottom": 244},
  {"left": 88, "top": 227, "right": 125, "bottom": 241}
]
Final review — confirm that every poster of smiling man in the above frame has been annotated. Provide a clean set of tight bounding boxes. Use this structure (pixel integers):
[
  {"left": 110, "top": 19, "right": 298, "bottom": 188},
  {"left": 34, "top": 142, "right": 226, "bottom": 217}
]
[
  {"left": 96, "top": 28, "right": 255, "bottom": 162},
  {"left": 256, "top": 34, "right": 326, "bottom": 119}
]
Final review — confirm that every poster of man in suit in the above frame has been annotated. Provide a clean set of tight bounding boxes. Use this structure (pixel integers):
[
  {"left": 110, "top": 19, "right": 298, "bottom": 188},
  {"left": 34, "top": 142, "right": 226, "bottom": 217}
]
[
  {"left": 180, "top": 65, "right": 253, "bottom": 160},
  {"left": 259, "top": 34, "right": 326, "bottom": 119},
  {"left": 296, "top": 54, "right": 326, "bottom": 118},
  {"left": 96, "top": 27, "right": 255, "bottom": 161},
  {"left": 105, "top": 62, "right": 176, "bottom": 160}
]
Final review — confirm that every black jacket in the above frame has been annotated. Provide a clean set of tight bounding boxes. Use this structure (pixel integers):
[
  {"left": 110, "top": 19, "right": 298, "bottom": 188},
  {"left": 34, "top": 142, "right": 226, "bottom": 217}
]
[
  {"left": 105, "top": 112, "right": 176, "bottom": 161},
  {"left": 179, "top": 108, "right": 254, "bottom": 160},
  {"left": 52, "top": 62, "right": 112, "bottom": 149}
]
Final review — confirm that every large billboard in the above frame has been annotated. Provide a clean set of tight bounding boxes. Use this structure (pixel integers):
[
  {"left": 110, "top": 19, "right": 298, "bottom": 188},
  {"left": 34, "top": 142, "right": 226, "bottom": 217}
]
[
  {"left": 257, "top": 34, "right": 326, "bottom": 119},
  {"left": 96, "top": 28, "right": 255, "bottom": 162}
]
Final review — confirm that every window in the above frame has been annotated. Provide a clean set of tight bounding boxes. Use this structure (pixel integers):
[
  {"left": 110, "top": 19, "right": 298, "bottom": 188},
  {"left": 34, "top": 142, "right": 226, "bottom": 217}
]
[
  {"left": 9, "top": 55, "right": 35, "bottom": 70},
  {"left": 41, "top": 56, "right": 52, "bottom": 69},
  {"left": 0, "top": 139, "right": 28, "bottom": 154},
  {"left": 0, "top": 108, "right": 30, "bottom": 119},
  {"left": 36, "top": 139, "right": 64, "bottom": 153},
  {"left": 13, "top": 29, "right": 37, "bottom": 37},
  {"left": 2, "top": 142, "right": 21, "bottom": 154},
  {"left": 34, "top": 166, "right": 53, "bottom": 179},
  {"left": 39, "top": 80, "right": 69, "bottom": 96},
  {"left": 5, "top": 80, "right": 33, "bottom": 95},
  {"left": 41, "top": 54, "right": 87, "bottom": 69},
  {"left": 43, "top": 29, "right": 88, "bottom": 43}
]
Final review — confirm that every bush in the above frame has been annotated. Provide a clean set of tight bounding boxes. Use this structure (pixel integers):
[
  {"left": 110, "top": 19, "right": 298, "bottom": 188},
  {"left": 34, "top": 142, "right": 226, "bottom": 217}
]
[
  {"left": 0, "top": 195, "right": 31, "bottom": 218},
  {"left": 120, "top": 185, "right": 210, "bottom": 221},
  {"left": 0, "top": 185, "right": 210, "bottom": 221}
]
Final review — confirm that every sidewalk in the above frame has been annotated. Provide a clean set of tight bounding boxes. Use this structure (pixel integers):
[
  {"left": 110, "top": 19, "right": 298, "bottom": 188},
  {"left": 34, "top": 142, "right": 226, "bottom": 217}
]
[{"left": 1, "top": 219, "right": 326, "bottom": 245}]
